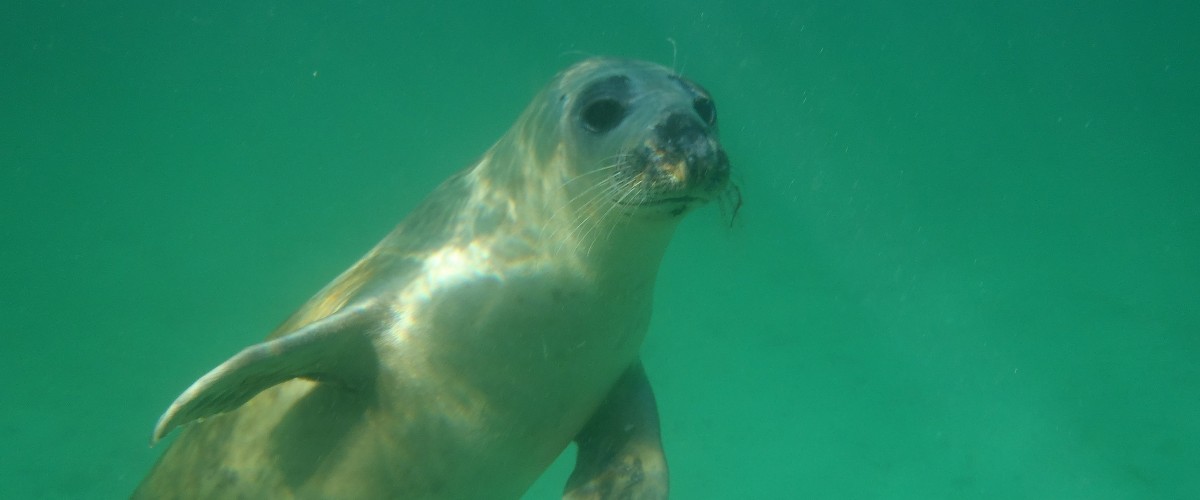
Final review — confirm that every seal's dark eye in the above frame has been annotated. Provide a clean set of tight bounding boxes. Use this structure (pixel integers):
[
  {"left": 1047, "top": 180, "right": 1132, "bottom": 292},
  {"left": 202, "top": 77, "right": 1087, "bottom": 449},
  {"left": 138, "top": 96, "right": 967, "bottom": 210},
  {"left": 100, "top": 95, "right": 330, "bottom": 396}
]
[
  {"left": 581, "top": 98, "right": 626, "bottom": 134},
  {"left": 693, "top": 97, "right": 716, "bottom": 126}
]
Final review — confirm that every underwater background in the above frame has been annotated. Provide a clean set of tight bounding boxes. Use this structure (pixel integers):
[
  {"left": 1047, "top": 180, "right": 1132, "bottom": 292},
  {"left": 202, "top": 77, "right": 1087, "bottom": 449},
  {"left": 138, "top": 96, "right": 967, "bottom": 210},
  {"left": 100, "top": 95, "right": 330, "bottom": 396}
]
[{"left": 2, "top": 1, "right": 1196, "bottom": 498}]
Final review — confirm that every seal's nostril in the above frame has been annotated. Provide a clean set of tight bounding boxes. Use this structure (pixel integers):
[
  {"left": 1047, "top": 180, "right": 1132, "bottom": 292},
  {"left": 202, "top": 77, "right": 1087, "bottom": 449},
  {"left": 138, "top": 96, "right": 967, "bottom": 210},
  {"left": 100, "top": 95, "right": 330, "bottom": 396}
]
[{"left": 693, "top": 97, "right": 716, "bottom": 126}]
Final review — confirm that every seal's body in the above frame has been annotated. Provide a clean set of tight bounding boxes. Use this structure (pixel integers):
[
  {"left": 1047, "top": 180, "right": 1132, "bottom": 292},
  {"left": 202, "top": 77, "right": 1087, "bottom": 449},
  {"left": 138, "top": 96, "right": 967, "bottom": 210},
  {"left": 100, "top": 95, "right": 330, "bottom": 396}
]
[{"left": 135, "top": 58, "right": 731, "bottom": 499}]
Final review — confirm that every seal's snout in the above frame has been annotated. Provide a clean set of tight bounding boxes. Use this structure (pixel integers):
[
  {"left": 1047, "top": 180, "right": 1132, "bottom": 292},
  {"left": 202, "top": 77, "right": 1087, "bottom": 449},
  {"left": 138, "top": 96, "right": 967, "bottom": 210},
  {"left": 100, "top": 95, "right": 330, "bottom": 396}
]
[{"left": 652, "top": 112, "right": 730, "bottom": 190}]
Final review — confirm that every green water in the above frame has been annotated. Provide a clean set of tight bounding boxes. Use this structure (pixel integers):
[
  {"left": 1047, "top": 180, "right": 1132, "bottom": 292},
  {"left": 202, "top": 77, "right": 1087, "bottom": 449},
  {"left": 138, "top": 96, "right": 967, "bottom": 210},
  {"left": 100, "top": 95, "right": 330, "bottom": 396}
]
[{"left": 2, "top": 1, "right": 1196, "bottom": 498}]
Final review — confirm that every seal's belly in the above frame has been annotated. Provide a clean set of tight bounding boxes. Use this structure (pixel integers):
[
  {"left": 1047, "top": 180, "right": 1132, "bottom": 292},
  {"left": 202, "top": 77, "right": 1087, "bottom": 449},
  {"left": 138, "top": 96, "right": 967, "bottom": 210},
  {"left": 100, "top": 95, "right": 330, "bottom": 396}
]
[{"left": 387, "top": 270, "right": 653, "bottom": 477}]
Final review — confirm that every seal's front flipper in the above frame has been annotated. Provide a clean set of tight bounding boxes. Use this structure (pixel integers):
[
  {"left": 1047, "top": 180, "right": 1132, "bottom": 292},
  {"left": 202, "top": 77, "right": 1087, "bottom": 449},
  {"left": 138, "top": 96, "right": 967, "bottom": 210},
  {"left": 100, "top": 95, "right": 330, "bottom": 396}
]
[
  {"left": 151, "top": 300, "right": 385, "bottom": 444},
  {"left": 564, "top": 360, "right": 669, "bottom": 500}
]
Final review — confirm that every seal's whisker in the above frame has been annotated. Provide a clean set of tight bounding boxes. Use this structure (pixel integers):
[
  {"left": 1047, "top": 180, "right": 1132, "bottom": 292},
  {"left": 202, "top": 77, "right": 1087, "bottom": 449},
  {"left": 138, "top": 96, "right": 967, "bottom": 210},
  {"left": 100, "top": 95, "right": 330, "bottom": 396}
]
[
  {"left": 561, "top": 182, "right": 608, "bottom": 222},
  {"left": 549, "top": 149, "right": 636, "bottom": 254},
  {"left": 554, "top": 180, "right": 610, "bottom": 255},
  {"left": 562, "top": 169, "right": 620, "bottom": 206},
  {"left": 550, "top": 158, "right": 626, "bottom": 222},
  {"left": 569, "top": 182, "right": 620, "bottom": 255},
  {"left": 583, "top": 177, "right": 639, "bottom": 256},
  {"left": 566, "top": 149, "right": 629, "bottom": 177},
  {"left": 717, "top": 182, "right": 743, "bottom": 228},
  {"left": 590, "top": 184, "right": 638, "bottom": 254},
  {"left": 570, "top": 177, "right": 625, "bottom": 255},
  {"left": 558, "top": 163, "right": 617, "bottom": 188},
  {"left": 542, "top": 166, "right": 624, "bottom": 245}
]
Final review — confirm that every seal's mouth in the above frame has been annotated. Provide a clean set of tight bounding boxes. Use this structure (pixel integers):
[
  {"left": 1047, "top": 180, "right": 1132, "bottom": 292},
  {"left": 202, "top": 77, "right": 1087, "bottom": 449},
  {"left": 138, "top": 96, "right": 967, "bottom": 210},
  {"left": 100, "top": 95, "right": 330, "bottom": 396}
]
[
  {"left": 626, "top": 195, "right": 703, "bottom": 205},
  {"left": 613, "top": 120, "right": 730, "bottom": 214},
  {"left": 615, "top": 194, "right": 705, "bottom": 209}
]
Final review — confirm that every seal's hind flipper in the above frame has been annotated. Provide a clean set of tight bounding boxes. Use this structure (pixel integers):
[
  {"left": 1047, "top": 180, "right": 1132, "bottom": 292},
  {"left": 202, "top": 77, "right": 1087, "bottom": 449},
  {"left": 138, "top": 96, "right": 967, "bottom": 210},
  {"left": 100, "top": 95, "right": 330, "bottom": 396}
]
[
  {"left": 151, "top": 300, "right": 385, "bottom": 444},
  {"left": 564, "top": 360, "right": 668, "bottom": 500}
]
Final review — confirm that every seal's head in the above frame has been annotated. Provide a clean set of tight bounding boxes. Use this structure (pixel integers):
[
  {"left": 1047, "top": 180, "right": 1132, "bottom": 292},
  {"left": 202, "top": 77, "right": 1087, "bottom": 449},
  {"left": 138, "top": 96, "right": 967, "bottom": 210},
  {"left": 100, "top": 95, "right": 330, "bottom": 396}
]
[
  {"left": 497, "top": 58, "right": 732, "bottom": 225},
  {"left": 555, "top": 59, "right": 731, "bottom": 218}
]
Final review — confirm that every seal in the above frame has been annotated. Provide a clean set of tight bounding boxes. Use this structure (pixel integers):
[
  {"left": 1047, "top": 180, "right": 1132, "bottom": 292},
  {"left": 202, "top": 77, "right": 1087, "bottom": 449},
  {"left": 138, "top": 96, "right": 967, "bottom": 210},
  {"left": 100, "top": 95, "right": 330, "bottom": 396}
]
[{"left": 134, "top": 57, "right": 732, "bottom": 499}]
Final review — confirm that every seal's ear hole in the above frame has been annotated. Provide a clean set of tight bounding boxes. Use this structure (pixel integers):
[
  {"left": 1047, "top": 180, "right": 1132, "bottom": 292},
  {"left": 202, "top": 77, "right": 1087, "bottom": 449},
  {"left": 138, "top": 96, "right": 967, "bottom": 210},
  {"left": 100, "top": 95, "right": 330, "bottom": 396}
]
[
  {"left": 694, "top": 97, "right": 717, "bottom": 126},
  {"left": 581, "top": 98, "right": 626, "bottom": 134}
]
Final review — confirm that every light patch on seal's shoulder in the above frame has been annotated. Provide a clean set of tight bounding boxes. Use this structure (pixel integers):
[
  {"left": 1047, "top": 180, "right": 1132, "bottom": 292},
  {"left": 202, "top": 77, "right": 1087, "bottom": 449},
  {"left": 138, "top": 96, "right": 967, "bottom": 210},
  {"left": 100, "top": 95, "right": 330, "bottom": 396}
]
[
  {"left": 423, "top": 242, "right": 502, "bottom": 289},
  {"left": 400, "top": 241, "right": 504, "bottom": 307}
]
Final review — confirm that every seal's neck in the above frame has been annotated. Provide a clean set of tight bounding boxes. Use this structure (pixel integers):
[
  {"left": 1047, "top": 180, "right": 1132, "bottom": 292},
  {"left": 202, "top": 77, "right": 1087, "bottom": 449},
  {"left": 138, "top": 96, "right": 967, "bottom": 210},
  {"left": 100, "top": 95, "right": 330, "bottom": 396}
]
[{"left": 586, "top": 219, "right": 679, "bottom": 290}]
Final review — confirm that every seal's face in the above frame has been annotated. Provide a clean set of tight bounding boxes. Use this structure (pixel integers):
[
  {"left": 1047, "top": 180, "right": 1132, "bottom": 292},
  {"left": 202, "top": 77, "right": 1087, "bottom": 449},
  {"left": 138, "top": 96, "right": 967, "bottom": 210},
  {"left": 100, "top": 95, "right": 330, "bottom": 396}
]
[{"left": 554, "top": 59, "right": 732, "bottom": 219}]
